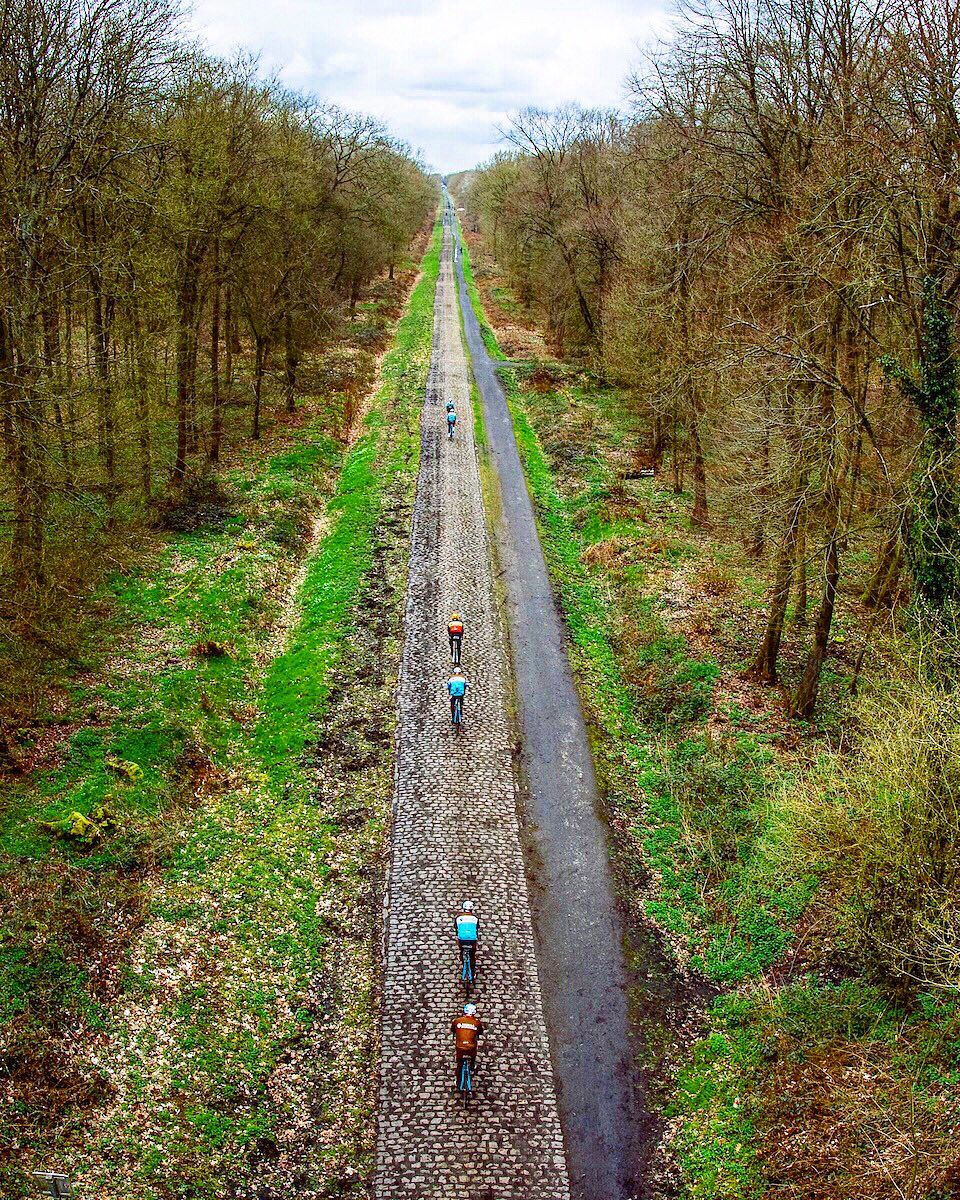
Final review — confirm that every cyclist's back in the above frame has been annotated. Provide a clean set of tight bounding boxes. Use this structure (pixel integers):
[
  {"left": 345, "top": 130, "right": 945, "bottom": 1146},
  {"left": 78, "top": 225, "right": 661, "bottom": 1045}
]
[
  {"left": 456, "top": 912, "right": 478, "bottom": 943},
  {"left": 456, "top": 901, "right": 478, "bottom": 946},
  {"left": 451, "top": 1004, "right": 483, "bottom": 1062}
]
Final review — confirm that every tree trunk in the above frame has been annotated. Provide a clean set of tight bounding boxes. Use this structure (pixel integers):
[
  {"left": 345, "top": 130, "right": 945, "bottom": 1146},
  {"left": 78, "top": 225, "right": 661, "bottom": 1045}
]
[
  {"left": 252, "top": 335, "right": 266, "bottom": 439},
  {"left": 25, "top": 392, "right": 46, "bottom": 586},
  {"left": 671, "top": 413, "right": 683, "bottom": 494},
  {"left": 333, "top": 248, "right": 346, "bottom": 290},
  {"left": 90, "top": 271, "right": 117, "bottom": 521},
  {"left": 749, "top": 493, "right": 803, "bottom": 683},
  {"left": 209, "top": 242, "right": 223, "bottom": 462},
  {"left": 748, "top": 429, "right": 770, "bottom": 559},
  {"left": 793, "top": 524, "right": 841, "bottom": 717},
  {"left": 690, "top": 416, "right": 708, "bottom": 526},
  {"left": 651, "top": 413, "right": 665, "bottom": 468},
  {"left": 186, "top": 308, "right": 200, "bottom": 455},
  {"left": 174, "top": 244, "right": 201, "bottom": 483},
  {"left": 224, "top": 283, "right": 234, "bottom": 392},
  {"left": 0, "top": 311, "right": 36, "bottom": 584},
  {"left": 131, "top": 306, "right": 152, "bottom": 501},
  {"left": 863, "top": 521, "right": 903, "bottom": 608},
  {"left": 284, "top": 308, "right": 297, "bottom": 414},
  {"left": 793, "top": 512, "right": 807, "bottom": 624}
]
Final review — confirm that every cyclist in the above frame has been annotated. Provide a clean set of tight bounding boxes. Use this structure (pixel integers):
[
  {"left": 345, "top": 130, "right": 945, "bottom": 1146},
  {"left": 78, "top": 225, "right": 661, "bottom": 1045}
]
[
  {"left": 451, "top": 1002, "right": 483, "bottom": 1087},
  {"left": 447, "top": 612, "right": 464, "bottom": 664},
  {"left": 447, "top": 665, "right": 468, "bottom": 725},
  {"left": 446, "top": 398, "right": 456, "bottom": 413},
  {"left": 447, "top": 407, "right": 457, "bottom": 439},
  {"left": 455, "top": 900, "right": 478, "bottom": 977}
]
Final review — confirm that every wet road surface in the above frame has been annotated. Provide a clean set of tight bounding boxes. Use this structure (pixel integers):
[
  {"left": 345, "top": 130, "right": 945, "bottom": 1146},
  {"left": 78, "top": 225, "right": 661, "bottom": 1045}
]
[{"left": 451, "top": 192, "right": 651, "bottom": 1200}]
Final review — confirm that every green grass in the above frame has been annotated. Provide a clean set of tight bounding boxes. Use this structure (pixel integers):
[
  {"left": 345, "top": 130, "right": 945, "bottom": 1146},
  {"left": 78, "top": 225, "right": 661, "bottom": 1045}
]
[
  {"left": 95, "top": 220, "right": 440, "bottom": 1195},
  {"left": 460, "top": 233, "right": 960, "bottom": 1200},
  {"left": 458, "top": 224, "right": 505, "bottom": 360},
  {"left": 1, "top": 220, "right": 442, "bottom": 1198},
  {"left": 453, "top": 239, "right": 807, "bottom": 1196}
]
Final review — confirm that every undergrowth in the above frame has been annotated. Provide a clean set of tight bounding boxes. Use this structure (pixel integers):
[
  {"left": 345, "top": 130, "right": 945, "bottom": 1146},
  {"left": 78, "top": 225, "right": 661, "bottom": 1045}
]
[
  {"left": 458, "top": 229, "right": 960, "bottom": 1200},
  {"left": 0, "top": 221, "right": 441, "bottom": 1198}
]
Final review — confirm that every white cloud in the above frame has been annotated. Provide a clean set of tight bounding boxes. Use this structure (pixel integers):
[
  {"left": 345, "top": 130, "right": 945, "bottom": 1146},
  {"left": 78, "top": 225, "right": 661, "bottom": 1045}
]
[{"left": 185, "top": 0, "right": 673, "bottom": 171}]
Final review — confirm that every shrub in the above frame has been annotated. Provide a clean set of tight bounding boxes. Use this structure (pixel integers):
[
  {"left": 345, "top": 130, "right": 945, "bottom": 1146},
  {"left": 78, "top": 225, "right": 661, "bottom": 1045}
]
[{"left": 761, "top": 669, "right": 960, "bottom": 997}]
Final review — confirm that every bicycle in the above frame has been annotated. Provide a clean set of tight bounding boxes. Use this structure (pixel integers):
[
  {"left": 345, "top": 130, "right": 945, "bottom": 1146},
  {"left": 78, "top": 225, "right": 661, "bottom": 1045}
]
[
  {"left": 459, "top": 942, "right": 476, "bottom": 988},
  {"left": 451, "top": 695, "right": 463, "bottom": 733},
  {"left": 457, "top": 1056, "right": 474, "bottom": 1103}
]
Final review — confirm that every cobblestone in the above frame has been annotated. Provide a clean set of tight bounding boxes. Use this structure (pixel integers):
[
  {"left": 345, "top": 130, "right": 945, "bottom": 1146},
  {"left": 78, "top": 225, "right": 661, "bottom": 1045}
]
[{"left": 374, "top": 217, "right": 570, "bottom": 1199}]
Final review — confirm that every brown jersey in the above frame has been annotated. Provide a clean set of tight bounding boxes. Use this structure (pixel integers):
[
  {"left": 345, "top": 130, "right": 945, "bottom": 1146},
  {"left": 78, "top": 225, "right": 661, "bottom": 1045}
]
[{"left": 450, "top": 1013, "right": 483, "bottom": 1055}]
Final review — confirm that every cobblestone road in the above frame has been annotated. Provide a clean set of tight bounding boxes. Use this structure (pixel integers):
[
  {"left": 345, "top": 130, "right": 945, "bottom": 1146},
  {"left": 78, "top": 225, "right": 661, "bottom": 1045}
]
[{"left": 374, "top": 211, "right": 570, "bottom": 1199}]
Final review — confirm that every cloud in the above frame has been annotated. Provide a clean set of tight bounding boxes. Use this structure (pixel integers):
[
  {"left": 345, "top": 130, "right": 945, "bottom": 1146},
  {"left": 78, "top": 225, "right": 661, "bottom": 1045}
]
[{"left": 186, "top": 0, "right": 672, "bottom": 171}]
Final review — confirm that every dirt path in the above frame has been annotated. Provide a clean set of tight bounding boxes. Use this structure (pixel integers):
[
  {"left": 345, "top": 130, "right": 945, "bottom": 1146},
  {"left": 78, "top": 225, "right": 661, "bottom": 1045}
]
[
  {"left": 375, "top": 213, "right": 569, "bottom": 1196},
  {"left": 452, "top": 196, "right": 651, "bottom": 1199}
]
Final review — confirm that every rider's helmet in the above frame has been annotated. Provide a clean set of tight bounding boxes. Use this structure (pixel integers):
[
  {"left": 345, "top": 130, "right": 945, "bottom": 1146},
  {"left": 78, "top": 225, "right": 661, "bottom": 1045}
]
[
  {"left": 463, "top": 1003, "right": 477, "bottom": 1016},
  {"left": 460, "top": 900, "right": 474, "bottom": 913},
  {"left": 451, "top": 612, "right": 460, "bottom": 621},
  {"left": 451, "top": 665, "right": 463, "bottom": 675}
]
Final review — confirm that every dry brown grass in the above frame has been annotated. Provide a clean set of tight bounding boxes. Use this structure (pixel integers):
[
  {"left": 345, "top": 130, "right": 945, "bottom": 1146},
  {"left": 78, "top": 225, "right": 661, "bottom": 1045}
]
[
  {"left": 581, "top": 536, "right": 632, "bottom": 569},
  {"left": 699, "top": 562, "right": 738, "bottom": 597},
  {"left": 758, "top": 1036, "right": 959, "bottom": 1200}
]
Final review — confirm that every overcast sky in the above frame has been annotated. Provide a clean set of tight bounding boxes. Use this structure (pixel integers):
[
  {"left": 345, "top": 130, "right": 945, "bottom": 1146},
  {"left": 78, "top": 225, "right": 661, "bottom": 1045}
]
[{"left": 186, "top": 0, "right": 674, "bottom": 173}]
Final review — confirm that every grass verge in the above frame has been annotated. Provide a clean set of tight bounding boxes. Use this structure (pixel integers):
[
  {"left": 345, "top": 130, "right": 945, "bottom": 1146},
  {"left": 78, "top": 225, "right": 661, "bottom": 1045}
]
[
  {"left": 1, "top": 220, "right": 440, "bottom": 1199},
  {"left": 457, "top": 229, "right": 960, "bottom": 1200}
]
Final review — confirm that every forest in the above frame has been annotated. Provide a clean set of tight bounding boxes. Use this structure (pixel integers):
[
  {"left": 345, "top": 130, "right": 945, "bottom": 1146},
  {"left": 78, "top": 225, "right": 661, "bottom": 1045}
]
[
  {"left": 2, "top": 0, "right": 959, "bottom": 1193},
  {"left": 456, "top": 0, "right": 960, "bottom": 1191},
  {"left": 0, "top": 1, "right": 437, "bottom": 1193},
  {"left": 0, "top": 0, "right": 433, "bottom": 721},
  {"left": 467, "top": 0, "right": 959, "bottom": 716}
]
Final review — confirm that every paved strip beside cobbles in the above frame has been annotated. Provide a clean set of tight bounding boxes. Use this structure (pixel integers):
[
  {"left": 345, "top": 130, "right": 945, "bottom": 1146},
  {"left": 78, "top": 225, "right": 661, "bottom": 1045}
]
[{"left": 374, "top": 213, "right": 570, "bottom": 1199}]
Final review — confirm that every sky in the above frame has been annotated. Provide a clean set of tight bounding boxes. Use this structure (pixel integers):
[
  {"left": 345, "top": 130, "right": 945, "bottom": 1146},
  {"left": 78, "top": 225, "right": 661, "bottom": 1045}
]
[{"left": 186, "top": 0, "right": 674, "bottom": 174}]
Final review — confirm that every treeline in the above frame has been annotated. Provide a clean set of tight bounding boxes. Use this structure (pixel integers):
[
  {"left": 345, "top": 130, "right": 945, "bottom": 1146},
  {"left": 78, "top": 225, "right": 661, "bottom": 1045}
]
[
  {"left": 465, "top": 0, "right": 960, "bottom": 715},
  {"left": 0, "top": 0, "right": 434, "bottom": 605}
]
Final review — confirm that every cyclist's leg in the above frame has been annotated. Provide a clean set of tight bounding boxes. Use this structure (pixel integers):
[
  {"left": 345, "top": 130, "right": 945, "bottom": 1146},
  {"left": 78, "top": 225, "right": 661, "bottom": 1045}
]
[{"left": 450, "top": 695, "right": 457, "bottom": 724}]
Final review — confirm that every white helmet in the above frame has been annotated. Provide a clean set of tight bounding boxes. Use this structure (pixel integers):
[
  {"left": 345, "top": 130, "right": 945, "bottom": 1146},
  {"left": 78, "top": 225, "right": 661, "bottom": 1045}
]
[{"left": 463, "top": 1003, "right": 477, "bottom": 1016}]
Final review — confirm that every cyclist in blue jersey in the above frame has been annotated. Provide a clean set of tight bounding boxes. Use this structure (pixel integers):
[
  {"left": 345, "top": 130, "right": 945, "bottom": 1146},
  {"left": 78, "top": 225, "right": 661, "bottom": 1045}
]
[
  {"left": 447, "top": 407, "right": 457, "bottom": 439},
  {"left": 447, "top": 665, "right": 467, "bottom": 724},
  {"left": 455, "top": 900, "right": 479, "bottom": 956}
]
